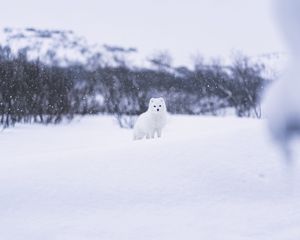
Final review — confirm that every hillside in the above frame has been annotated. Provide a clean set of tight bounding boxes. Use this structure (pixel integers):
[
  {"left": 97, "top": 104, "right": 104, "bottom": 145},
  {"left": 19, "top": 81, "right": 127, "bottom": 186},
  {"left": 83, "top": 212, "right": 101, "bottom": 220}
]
[
  {"left": 0, "top": 27, "right": 143, "bottom": 68},
  {"left": 0, "top": 27, "right": 286, "bottom": 76}
]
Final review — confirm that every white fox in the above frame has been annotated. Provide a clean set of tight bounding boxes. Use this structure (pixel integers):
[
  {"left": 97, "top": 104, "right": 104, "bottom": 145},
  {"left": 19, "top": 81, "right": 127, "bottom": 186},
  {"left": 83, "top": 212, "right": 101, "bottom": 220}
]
[{"left": 133, "top": 98, "right": 167, "bottom": 140}]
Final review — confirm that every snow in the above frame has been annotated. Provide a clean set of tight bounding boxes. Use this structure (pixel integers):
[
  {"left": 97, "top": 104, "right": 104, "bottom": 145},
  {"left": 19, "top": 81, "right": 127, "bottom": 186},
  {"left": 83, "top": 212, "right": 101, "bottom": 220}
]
[
  {"left": 0, "top": 27, "right": 147, "bottom": 69},
  {"left": 1, "top": 115, "right": 300, "bottom": 240},
  {"left": 0, "top": 27, "right": 288, "bottom": 75}
]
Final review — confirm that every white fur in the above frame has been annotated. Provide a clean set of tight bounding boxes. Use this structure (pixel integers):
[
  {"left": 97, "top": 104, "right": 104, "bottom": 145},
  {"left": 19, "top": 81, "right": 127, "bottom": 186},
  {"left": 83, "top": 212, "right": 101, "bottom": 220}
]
[{"left": 133, "top": 97, "right": 167, "bottom": 140}]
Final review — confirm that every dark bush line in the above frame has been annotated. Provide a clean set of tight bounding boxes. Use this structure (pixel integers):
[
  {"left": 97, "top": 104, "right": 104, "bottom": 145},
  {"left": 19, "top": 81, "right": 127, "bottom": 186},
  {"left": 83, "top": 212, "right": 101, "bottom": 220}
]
[{"left": 0, "top": 46, "right": 269, "bottom": 127}]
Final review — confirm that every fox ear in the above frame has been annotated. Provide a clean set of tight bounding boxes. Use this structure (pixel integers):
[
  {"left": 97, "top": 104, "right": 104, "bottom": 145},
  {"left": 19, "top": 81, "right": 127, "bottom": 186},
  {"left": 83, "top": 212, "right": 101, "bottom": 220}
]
[{"left": 150, "top": 98, "right": 154, "bottom": 103}]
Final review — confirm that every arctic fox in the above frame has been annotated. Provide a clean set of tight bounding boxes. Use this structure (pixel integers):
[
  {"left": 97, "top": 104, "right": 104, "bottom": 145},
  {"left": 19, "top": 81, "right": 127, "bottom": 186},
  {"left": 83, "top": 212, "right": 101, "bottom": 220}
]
[{"left": 133, "top": 97, "right": 167, "bottom": 140}]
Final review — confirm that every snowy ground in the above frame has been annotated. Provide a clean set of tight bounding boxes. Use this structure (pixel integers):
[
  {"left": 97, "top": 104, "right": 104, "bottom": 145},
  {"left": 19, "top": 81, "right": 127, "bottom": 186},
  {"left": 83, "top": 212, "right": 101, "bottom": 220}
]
[{"left": 1, "top": 116, "right": 300, "bottom": 240}]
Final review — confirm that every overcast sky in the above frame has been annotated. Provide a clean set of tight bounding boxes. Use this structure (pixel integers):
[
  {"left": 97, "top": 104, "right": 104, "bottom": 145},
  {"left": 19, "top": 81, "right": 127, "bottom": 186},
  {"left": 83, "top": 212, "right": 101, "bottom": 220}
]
[{"left": 0, "top": 0, "right": 286, "bottom": 66}]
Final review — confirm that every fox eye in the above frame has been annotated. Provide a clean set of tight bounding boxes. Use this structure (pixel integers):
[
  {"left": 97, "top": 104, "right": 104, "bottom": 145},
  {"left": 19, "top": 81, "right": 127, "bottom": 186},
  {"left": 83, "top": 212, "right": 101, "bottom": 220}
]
[
  {"left": 159, "top": 105, "right": 161, "bottom": 107},
  {"left": 153, "top": 105, "right": 156, "bottom": 107}
]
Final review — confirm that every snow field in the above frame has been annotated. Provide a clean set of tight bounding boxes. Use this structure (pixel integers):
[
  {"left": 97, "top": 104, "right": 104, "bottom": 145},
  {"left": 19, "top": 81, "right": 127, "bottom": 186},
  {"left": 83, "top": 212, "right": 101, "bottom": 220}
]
[{"left": 0, "top": 116, "right": 300, "bottom": 240}]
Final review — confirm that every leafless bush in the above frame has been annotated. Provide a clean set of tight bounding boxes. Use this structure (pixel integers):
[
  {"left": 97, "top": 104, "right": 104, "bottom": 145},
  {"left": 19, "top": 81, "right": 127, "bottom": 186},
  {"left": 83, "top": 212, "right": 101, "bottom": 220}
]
[{"left": 115, "top": 114, "right": 137, "bottom": 129}]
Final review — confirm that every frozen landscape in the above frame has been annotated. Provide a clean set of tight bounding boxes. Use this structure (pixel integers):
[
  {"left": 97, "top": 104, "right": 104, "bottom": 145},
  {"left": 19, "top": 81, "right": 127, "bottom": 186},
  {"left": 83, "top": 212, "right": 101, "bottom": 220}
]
[
  {"left": 1, "top": 116, "right": 300, "bottom": 240},
  {"left": 1, "top": 0, "right": 300, "bottom": 239}
]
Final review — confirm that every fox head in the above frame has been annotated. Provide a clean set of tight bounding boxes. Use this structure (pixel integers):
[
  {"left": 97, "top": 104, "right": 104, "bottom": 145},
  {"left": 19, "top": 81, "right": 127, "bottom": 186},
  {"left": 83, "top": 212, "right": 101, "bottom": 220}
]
[{"left": 148, "top": 97, "right": 167, "bottom": 114}]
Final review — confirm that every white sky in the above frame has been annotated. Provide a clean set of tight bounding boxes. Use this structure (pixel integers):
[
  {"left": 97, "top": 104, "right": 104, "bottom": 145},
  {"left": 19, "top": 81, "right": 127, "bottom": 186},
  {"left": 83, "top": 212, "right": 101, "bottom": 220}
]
[{"left": 0, "top": 0, "right": 286, "bottom": 66}]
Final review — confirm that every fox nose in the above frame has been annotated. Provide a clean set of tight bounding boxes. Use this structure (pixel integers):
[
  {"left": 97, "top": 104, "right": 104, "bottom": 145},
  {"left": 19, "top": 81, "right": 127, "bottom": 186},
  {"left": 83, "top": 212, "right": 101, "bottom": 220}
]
[{"left": 157, "top": 109, "right": 159, "bottom": 111}]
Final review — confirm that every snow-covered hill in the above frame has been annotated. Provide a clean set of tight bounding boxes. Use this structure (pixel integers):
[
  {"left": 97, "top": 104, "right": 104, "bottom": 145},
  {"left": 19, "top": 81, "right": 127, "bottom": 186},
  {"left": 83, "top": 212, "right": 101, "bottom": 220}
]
[
  {"left": 0, "top": 27, "right": 146, "bottom": 68},
  {"left": 0, "top": 116, "right": 299, "bottom": 240},
  {"left": 0, "top": 27, "right": 286, "bottom": 76},
  {"left": 250, "top": 52, "right": 288, "bottom": 80}
]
